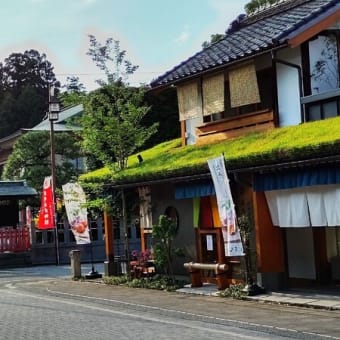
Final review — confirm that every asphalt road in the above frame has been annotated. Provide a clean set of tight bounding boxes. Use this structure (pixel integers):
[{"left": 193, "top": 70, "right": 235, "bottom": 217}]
[{"left": 0, "top": 265, "right": 339, "bottom": 340}]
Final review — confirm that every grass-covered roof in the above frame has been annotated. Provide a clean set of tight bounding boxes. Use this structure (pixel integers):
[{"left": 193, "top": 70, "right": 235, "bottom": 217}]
[{"left": 80, "top": 116, "right": 340, "bottom": 186}]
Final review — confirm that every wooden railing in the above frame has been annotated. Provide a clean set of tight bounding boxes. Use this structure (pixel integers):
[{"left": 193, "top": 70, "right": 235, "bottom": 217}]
[
  {"left": 0, "top": 226, "right": 31, "bottom": 253},
  {"left": 195, "top": 109, "right": 275, "bottom": 145}
]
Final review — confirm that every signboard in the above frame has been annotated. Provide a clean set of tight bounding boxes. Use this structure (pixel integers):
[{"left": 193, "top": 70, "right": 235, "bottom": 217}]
[
  {"left": 37, "top": 176, "right": 54, "bottom": 230},
  {"left": 207, "top": 155, "right": 244, "bottom": 257},
  {"left": 62, "top": 182, "right": 91, "bottom": 244}
]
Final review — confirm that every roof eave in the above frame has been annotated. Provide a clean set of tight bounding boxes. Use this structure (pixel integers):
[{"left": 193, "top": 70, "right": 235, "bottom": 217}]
[
  {"left": 150, "top": 43, "right": 287, "bottom": 91},
  {"left": 284, "top": 4, "right": 340, "bottom": 48},
  {"left": 104, "top": 152, "right": 340, "bottom": 191}
]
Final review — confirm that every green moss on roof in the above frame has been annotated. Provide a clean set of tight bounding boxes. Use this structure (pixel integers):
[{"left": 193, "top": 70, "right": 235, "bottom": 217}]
[{"left": 80, "top": 117, "right": 340, "bottom": 186}]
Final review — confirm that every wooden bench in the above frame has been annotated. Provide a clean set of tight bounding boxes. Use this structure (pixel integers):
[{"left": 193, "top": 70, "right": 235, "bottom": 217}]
[{"left": 184, "top": 262, "right": 229, "bottom": 290}]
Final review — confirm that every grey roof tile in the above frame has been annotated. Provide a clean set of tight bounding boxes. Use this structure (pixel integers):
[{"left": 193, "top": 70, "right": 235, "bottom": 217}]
[
  {"left": 0, "top": 181, "right": 37, "bottom": 198},
  {"left": 28, "top": 104, "right": 83, "bottom": 132},
  {"left": 151, "top": 0, "right": 339, "bottom": 88}
]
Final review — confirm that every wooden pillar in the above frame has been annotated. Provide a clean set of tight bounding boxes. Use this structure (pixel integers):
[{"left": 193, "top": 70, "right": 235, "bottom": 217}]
[
  {"left": 253, "top": 191, "right": 285, "bottom": 273},
  {"left": 180, "top": 120, "right": 186, "bottom": 146},
  {"left": 103, "top": 209, "right": 116, "bottom": 276},
  {"left": 121, "top": 189, "right": 130, "bottom": 278}
]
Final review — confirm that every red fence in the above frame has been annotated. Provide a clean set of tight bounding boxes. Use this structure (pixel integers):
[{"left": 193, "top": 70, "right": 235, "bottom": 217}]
[{"left": 0, "top": 227, "right": 31, "bottom": 253}]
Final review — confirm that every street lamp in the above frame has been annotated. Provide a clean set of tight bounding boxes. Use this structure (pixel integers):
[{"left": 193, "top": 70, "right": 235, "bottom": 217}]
[{"left": 49, "top": 85, "right": 60, "bottom": 265}]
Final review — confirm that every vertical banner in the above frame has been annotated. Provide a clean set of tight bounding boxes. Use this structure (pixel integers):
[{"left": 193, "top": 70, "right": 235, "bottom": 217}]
[
  {"left": 138, "top": 186, "right": 152, "bottom": 230},
  {"left": 207, "top": 155, "right": 244, "bottom": 256},
  {"left": 37, "top": 176, "right": 55, "bottom": 230},
  {"left": 26, "top": 206, "right": 32, "bottom": 227},
  {"left": 62, "top": 182, "right": 91, "bottom": 244}
]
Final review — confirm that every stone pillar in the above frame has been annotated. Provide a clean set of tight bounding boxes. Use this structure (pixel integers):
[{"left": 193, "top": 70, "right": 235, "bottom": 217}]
[{"left": 69, "top": 250, "right": 81, "bottom": 279}]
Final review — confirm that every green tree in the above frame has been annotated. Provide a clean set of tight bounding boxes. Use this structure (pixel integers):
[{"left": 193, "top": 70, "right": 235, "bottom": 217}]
[
  {"left": 0, "top": 91, "right": 16, "bottom": 137},
  {"left": 82, "top": 35, "right": 157, "bottom": 171},
  {"left": 0, "top": 49, "right": 59, "bottom": 138},
  {"left": 142, "top": 87, "right": 180, "bottom": 150},
  {"left": 244, "top": 0, "right": 280, "bottom": 15},
  {"left": 152, "top": 215, "right": 183, "bottom": 280},
  {"left": 202, "top": 34, "right": 225, "bottom": 49},
  {"left": 81, "top": 83, "right": 157, "bottom": 170},
  {"left": 1, "top": 131, "right": 82, "bottom": 192},
  {"left": 87, "top": 35, "right": 138, "bottom": 85},
  {"left": 63, "top": 76, "right": 86, "bottom": 93},
  {"left": 60, "top": 76, "right": 87, "bottom": 108}
]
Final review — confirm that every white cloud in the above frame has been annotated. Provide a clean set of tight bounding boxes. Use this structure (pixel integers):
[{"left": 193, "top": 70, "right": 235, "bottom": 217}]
[{"left": 175, "top": 28, "right": 191, "bottom": 45}]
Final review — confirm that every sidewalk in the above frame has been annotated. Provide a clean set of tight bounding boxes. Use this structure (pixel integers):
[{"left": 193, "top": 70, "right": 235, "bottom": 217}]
[
  {"left": 177, "top": 283, "right": 340, "bottom": 310},
  {"left": 78, "top": 263, "right": 340, "bottom": 311},
  {"left": 6, "top": 264, "right": 340, "bottom": 311}
]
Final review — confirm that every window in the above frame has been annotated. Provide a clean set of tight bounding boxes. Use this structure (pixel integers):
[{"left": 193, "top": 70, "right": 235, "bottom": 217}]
[
  {"left": 177, "top": 81, "right": 201, "bottom": 121},
  {"left": 306, "top": 96, "right": 340, "bottom": 121},
  {"left": 47, "top": 230, "right": 54, "bottom": 243},
  {"left": 202, "top": 73, "right": 225, "bottom": 117},
  {"left": 35, "top": 231, "right": 43, "bottom": 244},
  {"left": 310, "top": 34, "right": 339, "bottom": 95},
  {"left": 229, "top": 63, "right": 260, "bottom": 108},
  {"left": 113, "top": 220, "right": 120, "bottom": 240},
  {"left": 304, "top": 33, "right": 340, "bottom": 121},
  {"left": 203, "top": 67, "right": 272, "bottom": 122},
  {"left": 164, "top": 206, "right": 179, "bottom": 232}
]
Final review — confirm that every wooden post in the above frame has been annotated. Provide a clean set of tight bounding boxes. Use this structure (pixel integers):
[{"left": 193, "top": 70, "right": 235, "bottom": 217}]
[
  {"left": 253, "top": 191, "right": 285, "bottom": 273},
  {"left": 103, "top": 209, "right": 116, "bottom": 276},
  {"left": 121, "top": 189, "right": 130, "bottom": 278}
]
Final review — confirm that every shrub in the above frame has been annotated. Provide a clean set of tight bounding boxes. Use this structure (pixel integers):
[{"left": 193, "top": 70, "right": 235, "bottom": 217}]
[
  {"left": 218, "top": 283, "right": 247, "bottom": 299},
  {"left": 152, "top": 215, "right": 184, "bottom": 280},
  {"left": 103, "top": 274, "right": 187, "bottom": 292}
]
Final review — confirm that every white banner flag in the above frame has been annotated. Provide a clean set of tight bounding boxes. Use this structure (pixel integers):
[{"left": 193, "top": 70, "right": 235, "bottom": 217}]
[
  {"left": 62, "top": 182, "right": 91, "bottom": 244},
  {"left": 207, "top": 155, "right": 244, "bottom": 256}
]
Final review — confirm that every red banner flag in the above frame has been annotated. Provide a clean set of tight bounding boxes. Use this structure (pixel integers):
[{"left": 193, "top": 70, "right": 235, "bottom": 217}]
[{"left": 37, "top": 176, "right": 55, "bottom": 230}]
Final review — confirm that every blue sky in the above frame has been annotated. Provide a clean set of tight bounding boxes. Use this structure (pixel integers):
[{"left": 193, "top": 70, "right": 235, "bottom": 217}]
[{"left": 1, "top": 0, "right": 249, "bottom": 90}]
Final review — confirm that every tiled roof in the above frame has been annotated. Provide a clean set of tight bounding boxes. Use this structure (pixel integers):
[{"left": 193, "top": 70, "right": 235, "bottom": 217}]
[
  {"left": 29, "top": 104, "right": 83, "bottom": 132},
  {"left": 150, "top": 0, "right": 339, "bottom": 88},
  {"left": 0, "top": 181, "right": 37, "bottom": 198}
]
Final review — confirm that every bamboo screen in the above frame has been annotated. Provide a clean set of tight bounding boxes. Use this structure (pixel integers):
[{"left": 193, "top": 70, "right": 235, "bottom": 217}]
[
  {"left": 177, "top": 81, "right": 200, "bottom": 121},
  {"left": 229, "top": 63, "right": 260, "bottom": 108},
  {"left": 202, "top": 73, "right": 225, "bottom": 116}
]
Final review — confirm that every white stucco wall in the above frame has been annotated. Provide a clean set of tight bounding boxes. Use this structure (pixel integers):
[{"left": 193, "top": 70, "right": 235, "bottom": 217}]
[{"left": 276, "top": 47, "right": 302, "bottom": 127}]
